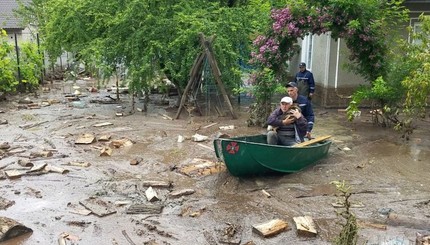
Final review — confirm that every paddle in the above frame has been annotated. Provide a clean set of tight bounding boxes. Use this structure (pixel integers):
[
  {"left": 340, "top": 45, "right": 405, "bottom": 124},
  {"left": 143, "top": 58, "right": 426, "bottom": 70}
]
[{"left": 293, "top": 135, "right": 332, "bottom": 147}]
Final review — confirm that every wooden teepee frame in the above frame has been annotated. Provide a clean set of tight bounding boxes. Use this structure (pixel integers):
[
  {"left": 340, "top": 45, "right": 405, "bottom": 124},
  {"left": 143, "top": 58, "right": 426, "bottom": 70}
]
[{"left": 175, "top": 33, "right": 237, "bottom": 119}]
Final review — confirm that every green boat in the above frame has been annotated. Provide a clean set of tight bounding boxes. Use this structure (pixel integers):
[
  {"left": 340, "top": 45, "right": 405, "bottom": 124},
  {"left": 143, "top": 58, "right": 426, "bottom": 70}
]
[{"left": 213, "top": 134, "right": 332, "bottom": 176}]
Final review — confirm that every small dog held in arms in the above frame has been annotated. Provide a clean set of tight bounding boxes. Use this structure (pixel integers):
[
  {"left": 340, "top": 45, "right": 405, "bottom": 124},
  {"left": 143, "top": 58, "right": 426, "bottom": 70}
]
[{"left": 267, "top": 105, "right": 301, "bottom": 131}]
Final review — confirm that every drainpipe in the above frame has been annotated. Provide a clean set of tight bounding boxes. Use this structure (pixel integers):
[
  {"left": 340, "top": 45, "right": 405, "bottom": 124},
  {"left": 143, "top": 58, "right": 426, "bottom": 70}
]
[
  {"left": 335, "top": 38, "right": 340, "bottom": 91},
  {"left": 14, "top": 33, "right": 22, "bottom": 84}
]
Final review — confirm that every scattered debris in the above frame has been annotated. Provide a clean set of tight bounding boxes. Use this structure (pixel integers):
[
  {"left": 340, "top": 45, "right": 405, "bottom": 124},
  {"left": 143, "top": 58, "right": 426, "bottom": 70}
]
[
  {"left": 202, "top": 122, "right": 218, "bottom": 129},
  {"left": 0, "top": 119, "right": 7, "bottom": 125},
  {"left": 169, "top": 189, "right": 195, "bottom": 198},
  {"left": 17, "top": 158, "right": 33, "bottom": 167},
  {"left": 178, "top": 158, "right": 226, "bottom": 177},
  {"left": 18, "top": 121, "right": 49, "bottom": 130},
  {"left": 98, "top": 135, "right": 111, "bottom": 141},
  {"left": 196, "top": 143, "right": 213, "bottom": 151},
  {"left": 0, "top": 216, "right": 33, "bottom": 242},
  {"left": 293, "top": 216, "right": 318, "bottom": 237},
  {"left": 0, "top": 197, "right": 15, "bottom": 210},
  {"left": 100, "top": 147, "right": 113, "bottom": 156},
  {"left": 93, "top": 122, "right": 113, "bottom": 127},
  {"left": 109, "top": 138, "right": 133, "bottom": 148},
  {"left": 261, "top": 189, "right": 271, "bottom": 198},
  {"left": 252, "top": 219, "right": 289, "bottom": 238},
  {"left": 416, "top": 231, "right": 430, "bottom": 245},
  {"left": 145, "top": 187, "right": 159, "bottom": 202},
  {"left": 142, "top": 180, "right": 171, "bottom": 188},
  {"left": 122, "top": 230, "right": 137, "bottom": 245},
  {"left": 75, "top": 134, "right": 96, "bottom": 144},
  {"left": 126, "top": 204, "right": 163, "bottom": 214},
  {"left": 67, "top": 161, "right": 91, "bottom": 167},
  {"left": 130, "top": 157, "right": 143, "bottom": 165},
  {"left": 219, "top": 125, "right": 235, "bottom": 130},
  {"left": 30, "top": 151, "right": 53, "bottom": 158},
  {"left": 58, "top": 232, "right": 80, "bottom": 245},
  {"left": 79, "top": 197, "right": 116, "bottom": 217},
  {"left": 177, "top": 135, "right": 185, "bottom": 143},
  {"left": 192, "top": 133, "right": 209, "bottom": 142}
]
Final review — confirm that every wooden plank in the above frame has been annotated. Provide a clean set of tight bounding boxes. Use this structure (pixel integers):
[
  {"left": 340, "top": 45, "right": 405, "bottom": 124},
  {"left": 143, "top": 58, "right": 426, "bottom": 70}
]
[
  {"left": 252, "top": 219, "right": 289, "bottom": 237},
  {"left": 293, "top": 216, "right": 318, "bottom": 237},
  {"left": 79, "top": 198, "right": 116, "bottom": 217},
  {"left": 126, "top": 204, "right": 163, "bottom": 214},
  {"left": 293, "top": 135, "right": 332, "bottom": 147}
]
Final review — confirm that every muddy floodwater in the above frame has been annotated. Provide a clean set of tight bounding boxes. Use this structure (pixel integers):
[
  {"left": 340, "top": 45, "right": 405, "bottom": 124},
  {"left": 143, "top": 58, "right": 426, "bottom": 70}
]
[{"left": 0, "top": 80, "right": 429, "bottom": 245}]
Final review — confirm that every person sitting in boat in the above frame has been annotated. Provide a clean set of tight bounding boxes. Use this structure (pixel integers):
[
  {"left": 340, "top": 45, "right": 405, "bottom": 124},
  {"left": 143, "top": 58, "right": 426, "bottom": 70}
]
[{"left": 267, "top": 96, "right": 308, "bottom": 146}]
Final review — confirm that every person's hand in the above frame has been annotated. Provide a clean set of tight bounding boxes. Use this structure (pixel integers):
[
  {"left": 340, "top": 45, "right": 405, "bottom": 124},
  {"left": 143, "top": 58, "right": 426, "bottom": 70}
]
[
  {"left": 291, "top": 109, "right": 302, "bottom": 119},
  {"left": 308, "top": 93, "right": 313, "bottom": 101},
  {"left": 282, "top": 116, "right": 295, "bottom": 125},
  {"left": 306, "top": 131, "right": 312, "bottom": 139}
]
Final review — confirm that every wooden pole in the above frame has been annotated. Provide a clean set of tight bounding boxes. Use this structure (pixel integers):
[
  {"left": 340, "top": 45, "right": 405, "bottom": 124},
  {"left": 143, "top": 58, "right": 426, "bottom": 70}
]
[
  {"left": 175, "top": 52, "right": 205, "bottom": 119},
  {"left": 199, "top": 33, "right": 237, "bottom": 119}
]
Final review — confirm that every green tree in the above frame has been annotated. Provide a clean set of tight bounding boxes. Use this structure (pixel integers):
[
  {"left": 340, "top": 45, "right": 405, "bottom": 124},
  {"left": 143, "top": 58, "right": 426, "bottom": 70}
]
[{"left": 19, "top": 0, "right": 277, "bottom": 98}]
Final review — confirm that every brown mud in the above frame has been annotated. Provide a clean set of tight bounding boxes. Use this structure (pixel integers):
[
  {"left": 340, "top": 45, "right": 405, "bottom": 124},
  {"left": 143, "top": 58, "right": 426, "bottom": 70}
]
[{"left": 0, "top": 79, "right": 429, "bottom": 245}]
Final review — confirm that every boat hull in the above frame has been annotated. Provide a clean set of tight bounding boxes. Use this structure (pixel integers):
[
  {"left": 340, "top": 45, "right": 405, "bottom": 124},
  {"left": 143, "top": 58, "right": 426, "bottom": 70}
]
[{"left": 213, "top": 134, "right": 331, "bottom": 176}]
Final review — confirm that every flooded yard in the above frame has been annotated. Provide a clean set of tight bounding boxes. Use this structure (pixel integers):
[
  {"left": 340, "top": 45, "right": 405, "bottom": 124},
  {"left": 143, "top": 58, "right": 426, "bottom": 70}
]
[{"left": 0, "top": 80, "right": 429, "bottom": 245}]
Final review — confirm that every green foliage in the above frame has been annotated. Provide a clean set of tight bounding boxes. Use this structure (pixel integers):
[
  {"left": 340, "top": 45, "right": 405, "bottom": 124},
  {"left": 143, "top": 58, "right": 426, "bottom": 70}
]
[
  {"left": 19, "top": 42, "right": 43, "bottom": 91},
  {"left": 0, "top": 29, "right": 18, "bottom": 93},
  {"left": 348, "top": 14, "right": 430, "bottom": 136},
  {"left": 20, "top": 0, "right": 276, "bottom": 96}
]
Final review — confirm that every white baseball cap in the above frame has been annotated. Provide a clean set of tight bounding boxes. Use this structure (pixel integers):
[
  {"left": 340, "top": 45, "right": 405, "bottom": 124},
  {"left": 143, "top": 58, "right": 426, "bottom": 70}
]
[{"left": 280, "top": 96, "right": 292, "bottom": 104}]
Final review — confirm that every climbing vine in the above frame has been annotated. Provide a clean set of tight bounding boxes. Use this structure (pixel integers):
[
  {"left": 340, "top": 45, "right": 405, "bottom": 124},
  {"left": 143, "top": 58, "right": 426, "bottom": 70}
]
[{"left": 248, "top": 0, "right": 407, "bottom": 126}]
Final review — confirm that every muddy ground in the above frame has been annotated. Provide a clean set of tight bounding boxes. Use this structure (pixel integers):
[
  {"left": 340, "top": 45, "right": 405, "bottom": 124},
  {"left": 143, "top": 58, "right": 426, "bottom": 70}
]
[{"left": 0, "top": 79, "right": 429, "bottom": 245}]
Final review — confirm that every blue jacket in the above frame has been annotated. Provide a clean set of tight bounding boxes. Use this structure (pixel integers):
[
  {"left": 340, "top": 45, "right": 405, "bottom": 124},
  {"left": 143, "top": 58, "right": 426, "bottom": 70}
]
[
  {"left": 294, "top": 95, "right": 314, "bottom": 132},
  {"left": 294, "top": 69, "right": 315, "bottom": 94}
]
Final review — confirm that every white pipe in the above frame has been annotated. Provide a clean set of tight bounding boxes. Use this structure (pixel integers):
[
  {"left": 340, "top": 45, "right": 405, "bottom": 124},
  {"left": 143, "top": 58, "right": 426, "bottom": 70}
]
[
  {"left": 324, "top": 33, "right": 330, "bottom": 85},
  {"left": 335, "top": 38, "right": 341, "bottom": 89}
]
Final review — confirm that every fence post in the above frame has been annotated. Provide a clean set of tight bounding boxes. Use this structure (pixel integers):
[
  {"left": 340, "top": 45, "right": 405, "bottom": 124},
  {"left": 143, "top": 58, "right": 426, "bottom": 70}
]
[{"left": 14, "top": 33, "right": 21, "bottom": 84}]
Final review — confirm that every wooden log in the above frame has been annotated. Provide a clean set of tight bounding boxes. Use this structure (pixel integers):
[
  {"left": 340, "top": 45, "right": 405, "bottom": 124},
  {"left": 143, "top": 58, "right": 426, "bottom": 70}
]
[
  {"left": 169, "top": 189, "right": 195, "bottom": 198},
  {"left": 141, "top": 180, "right": 171, "bottom": 188},
  {"left": 126, "top": 204, "right": 163, "bottom": 214},
  {"left": 175, "top": 52, "right": 205, "bottom": 119},
  {"left": 293, "top": 135, "right": 332, "bottom": 147},
  {"left": 252, "top": 219, "right": 289, "bottom": 237},
  {"left": 293, "top": 216, "right": 318, "bottom": 237},
  {"left": 0, "top": 216, "right": 33, "bottom": 242}
]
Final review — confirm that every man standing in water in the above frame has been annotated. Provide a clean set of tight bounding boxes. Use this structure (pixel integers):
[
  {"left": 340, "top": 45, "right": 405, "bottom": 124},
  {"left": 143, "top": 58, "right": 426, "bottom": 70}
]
[
  {"left": 286, "top": 82, "right": 314, "bottom": 139},
  {"left": 293, "top": 62, "right": 315, "bottom": 100}
]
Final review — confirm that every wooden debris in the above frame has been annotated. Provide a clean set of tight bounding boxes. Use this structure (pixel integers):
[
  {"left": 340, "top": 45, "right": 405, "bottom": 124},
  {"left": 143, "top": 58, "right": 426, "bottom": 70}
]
[
  {"left": 28, "top": 163, "right": 48, "bottom": 172},
  {"left": 4, "top": 170, "right": 26, "bottom": 179},
  {"left": 79, "top": 197, "right": 116, "bottom": 217},
  {"left": 142, "top": 180, "right": 171, "bottom": 188},
  {"left": 100, "top": 147, "right": 113, "bottom": 156},
  {"left": 0, "top": 142, "right": 10, "bottom": 149},
  {"left": 126, "top": 204, "right": 163, "bottom": 214},
  {"left": 0, "top": 119, "right": 7, "bottom": 125},
  {"left": 388, "top": 212, "right": 430, "bottom": 230},
  {"left": 416, "top": 231, "right": 430, "bottom": 245},
  {"left": 357, "top": 221, "right": 387, "bottom": 230},
  {"left": 202, "top": 122, "right": 218, "bottom": 129},
  {"left": 67, "top": 161, "right": 91, "bottom": 167},
  {"left": 178, "top": 158, "right": 226, "bottom": 177},
  {"left": 169, "top": 189, "right": 195, "bottom": 198},
  {"left": 30, "top": 151, "right": 53, "bottom": 158},
  {"left": 93, "top": 122, "right": 113, "bottom": 127},
  {"left": 98, "top": 135, "right": 111, "bottom": 141},
  {"left": 145, "top": 187, "right": 159, "bottom": 202},
  {"left": 0, "top": 197, "right": 15, "bottom": 210},
  {"left": 18, "top": 121, "right": 49, "bottom": 130},
  {"left": 45, "top": 165, "right": 69, "bottom": 174},
  {"left": 159, "top": 113, "right": 173, "bottom": 120},
  {"left": 109, "top": 138, "right": 133, "bottom": 148},
  {"left": 130, "top": 157, "right": 143, "bottom": 165},
  {"left": 17, "top": 158, "right": 33, "bottom": 167},
  {"left": 293, "top": 216, "right": 318, "bottom": 237},
  {"left": 122, "top": 230, "right": 137, "bottom": 245},
  {"left": 261, "top": 189, "right": 271, "bottom": 198},
  {"left": 0, "top": 216, "right": 33, "bottom": 242},
  {"left": 75, "top": 134, "right": 96, "bottom": 144},
  {"left": 252, "top": 219, "right": 289, "bottom": 238}
]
